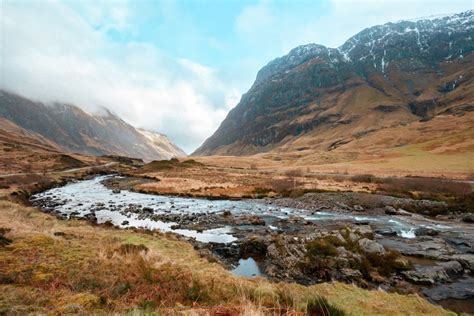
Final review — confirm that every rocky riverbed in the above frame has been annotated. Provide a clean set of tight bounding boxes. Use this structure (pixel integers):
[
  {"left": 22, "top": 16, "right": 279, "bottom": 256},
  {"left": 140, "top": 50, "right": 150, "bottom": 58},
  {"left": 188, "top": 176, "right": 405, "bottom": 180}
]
[{"left": 30, "top": 175, "right": 474, "bottom": 314}]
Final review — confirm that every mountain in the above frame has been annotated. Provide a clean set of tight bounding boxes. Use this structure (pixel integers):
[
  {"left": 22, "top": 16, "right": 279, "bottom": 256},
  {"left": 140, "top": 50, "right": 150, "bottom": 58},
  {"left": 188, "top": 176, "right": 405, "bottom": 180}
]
[
  {"left": 0, "top": 90, "right": 186, "bottom": 161},
  {"left": 137, "top": 128, "right": 187, "bottom": 159},
  {"left": 194, "top": 11, "right": 474, "bottom": 157}
]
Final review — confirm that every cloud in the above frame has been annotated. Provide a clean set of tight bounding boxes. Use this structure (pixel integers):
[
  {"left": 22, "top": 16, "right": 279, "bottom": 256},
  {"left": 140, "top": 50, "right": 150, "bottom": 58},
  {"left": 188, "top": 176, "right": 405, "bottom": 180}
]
[
  {"left": 235, "top": 0, "right": 472, "bottom": 53},
  {"left": 0, "top": 1, "right": 237, "bottom": 154},
  {"left": 1, "top": 0, "right": 471, "bottom": 154}
]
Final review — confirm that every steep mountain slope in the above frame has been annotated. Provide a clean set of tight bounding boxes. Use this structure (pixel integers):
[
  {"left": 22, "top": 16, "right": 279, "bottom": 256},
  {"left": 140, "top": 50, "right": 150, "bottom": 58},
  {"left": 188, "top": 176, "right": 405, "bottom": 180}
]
[
  {"left": 0, "top": 90, "right": 186, "bottom": 161},
  {"left": 137, "top": 129, "right": 187, "bottom": 159},
  {"left": 194, "top": 11, "right": 474, "bottom": 157}
]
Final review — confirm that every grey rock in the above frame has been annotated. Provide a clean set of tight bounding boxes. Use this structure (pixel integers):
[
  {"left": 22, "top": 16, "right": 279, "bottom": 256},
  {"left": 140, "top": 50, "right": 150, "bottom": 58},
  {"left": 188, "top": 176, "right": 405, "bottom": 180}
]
[
  {"left": 402, "top": 261, "right": 463, "bottom": 285},
  {"left": 422, "top": 277, "right": 474, "bottom": 301},
  {"left": 384, "top": 206, "right": 398, "bottom": 215},
  {"left": 358, "top": 238, "right": 385, "bottom": 255},
  {"left": 462, "top": 214, "right": 474, "bottom": 223},
  {"left": 415, "top": 227, "right": 439, "bottom": 237}
]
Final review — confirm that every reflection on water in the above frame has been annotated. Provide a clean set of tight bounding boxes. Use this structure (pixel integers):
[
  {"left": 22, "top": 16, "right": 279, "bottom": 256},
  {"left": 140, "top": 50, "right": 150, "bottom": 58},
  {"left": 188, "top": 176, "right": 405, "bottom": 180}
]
[{"left": 231, "top": 257, "right": 262, "bottom": 277}]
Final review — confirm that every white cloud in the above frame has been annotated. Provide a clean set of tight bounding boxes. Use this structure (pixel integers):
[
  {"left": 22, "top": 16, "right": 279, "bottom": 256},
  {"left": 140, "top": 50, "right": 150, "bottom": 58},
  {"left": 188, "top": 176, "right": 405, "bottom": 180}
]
[
  {"left": 235, "top": 0, "right": 473, "bottom": 54},
  {"left": 0, "top": 1, "right": 236, "bottom": 153},
  {"left": 1, "top": 0, "right": 471, "bottom": 154}
]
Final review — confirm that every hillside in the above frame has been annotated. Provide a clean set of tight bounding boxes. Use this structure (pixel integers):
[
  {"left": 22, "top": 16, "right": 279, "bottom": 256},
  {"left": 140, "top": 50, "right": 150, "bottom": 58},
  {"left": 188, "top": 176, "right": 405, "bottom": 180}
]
[
  {"left": 0, "top": 90, "right": 186, "bottom": 161},
  {"left": 194, "top": 11, "right": 474, "bottom": 163}
]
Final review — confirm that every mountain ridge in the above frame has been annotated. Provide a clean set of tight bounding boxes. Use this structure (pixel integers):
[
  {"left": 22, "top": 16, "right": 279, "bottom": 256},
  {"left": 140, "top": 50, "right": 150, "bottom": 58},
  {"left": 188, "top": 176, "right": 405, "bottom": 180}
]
[
  {"left": 0, "top": 90, "right": 186, "bottom": 161},
  {"left": 194, "top": 10, "right": 473, "bottom": 157}
]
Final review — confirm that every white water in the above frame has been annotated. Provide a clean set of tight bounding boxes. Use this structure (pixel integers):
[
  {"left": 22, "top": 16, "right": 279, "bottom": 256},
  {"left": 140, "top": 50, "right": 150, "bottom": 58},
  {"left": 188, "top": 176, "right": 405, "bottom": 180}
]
[{"left": 31, "top": 175, "right": 451, "bottom": 244}]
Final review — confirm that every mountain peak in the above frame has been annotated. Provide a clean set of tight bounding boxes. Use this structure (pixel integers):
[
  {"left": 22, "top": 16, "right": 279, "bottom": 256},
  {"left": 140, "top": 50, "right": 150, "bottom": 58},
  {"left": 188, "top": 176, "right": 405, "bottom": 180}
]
[{"left": 194, "top": 10, "right": 473, "bottom": 156}]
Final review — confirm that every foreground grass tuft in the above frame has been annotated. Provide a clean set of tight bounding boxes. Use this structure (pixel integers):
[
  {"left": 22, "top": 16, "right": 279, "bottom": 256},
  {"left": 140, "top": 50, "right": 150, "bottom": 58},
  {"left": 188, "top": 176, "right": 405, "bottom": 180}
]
[{"left": 307, "top": 296, "right": 345, "bottom": 316}]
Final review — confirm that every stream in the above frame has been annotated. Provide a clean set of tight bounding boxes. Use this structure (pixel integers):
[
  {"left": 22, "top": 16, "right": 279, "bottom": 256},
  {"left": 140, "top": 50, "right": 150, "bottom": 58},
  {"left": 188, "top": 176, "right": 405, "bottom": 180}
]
[
  {"left": 30, "top": 176, "right": 452, "bottom": 242},
  {"left": 30, "top": 175, "right": 474, "bottom": 313}
]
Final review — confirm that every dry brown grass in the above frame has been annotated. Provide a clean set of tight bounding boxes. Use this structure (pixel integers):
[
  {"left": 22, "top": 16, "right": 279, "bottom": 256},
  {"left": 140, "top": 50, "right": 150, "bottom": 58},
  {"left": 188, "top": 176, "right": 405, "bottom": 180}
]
[{"left": 0, "top": 201, "right": 454, "bottom": 315}]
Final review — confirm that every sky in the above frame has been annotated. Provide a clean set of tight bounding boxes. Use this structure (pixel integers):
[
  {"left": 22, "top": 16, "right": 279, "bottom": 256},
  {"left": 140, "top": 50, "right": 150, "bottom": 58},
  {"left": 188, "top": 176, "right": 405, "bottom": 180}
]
[{"left": 1, "top": 0, "right": 472, "bottom": 153}]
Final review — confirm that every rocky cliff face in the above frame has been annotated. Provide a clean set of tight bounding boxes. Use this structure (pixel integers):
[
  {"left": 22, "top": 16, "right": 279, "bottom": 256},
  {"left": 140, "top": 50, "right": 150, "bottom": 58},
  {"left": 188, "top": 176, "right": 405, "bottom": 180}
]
[
  {"left": 194, "top": 11, "right": 473, "bottom": 156},
  {"left": 0, "top": 90, "right": 186, "bottom": 161}
]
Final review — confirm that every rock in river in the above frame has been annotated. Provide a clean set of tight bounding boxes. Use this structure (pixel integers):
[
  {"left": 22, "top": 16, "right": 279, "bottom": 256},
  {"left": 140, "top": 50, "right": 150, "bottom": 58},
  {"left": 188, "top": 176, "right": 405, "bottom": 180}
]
[
  {"left": 402, "top": 261, "right": 463, "bottom": 285},
  {"left": 358, "top": 238, "right": 385, "bottom": 255}
]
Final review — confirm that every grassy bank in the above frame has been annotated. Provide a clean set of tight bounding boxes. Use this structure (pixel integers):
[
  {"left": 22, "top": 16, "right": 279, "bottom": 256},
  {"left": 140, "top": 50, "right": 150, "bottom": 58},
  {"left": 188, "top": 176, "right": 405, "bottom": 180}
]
[{"left": 0, "top": 201, "right": 454, "bottom": 315}]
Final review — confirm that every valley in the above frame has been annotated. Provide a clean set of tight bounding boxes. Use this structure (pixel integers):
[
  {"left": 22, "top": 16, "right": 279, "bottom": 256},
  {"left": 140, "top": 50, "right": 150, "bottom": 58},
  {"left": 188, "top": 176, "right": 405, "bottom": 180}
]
[
  {"left": 0, "top": 144, "right": 472, "bottom": 314},
  {"left": 0, "top": 7, "right": 472, "bottom": 316}
]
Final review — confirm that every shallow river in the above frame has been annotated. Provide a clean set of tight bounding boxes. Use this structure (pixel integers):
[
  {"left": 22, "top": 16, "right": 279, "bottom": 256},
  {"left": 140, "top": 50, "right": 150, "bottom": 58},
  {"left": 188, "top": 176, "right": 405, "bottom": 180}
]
[
  {"left": 30, "top": 175, "right": 474, "bottom": 313},
  {"left": 30, "top": 175, "right": 453, "bottom": 243}
]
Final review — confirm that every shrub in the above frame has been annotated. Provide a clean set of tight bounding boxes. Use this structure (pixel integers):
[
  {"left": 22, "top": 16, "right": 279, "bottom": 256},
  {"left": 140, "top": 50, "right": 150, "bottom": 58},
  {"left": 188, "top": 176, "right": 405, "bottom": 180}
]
[
  {"left": 271, "top": 178, "right": 296, "bottom": 193},
  {"left": 306, "top": 239, "right": 338, "bottom": 259},
  {"left": 118, "top": 243, "right": 149, "bottom": 255},
  {"left": 186, "top": 278, "right": 210, "bottom": 303},
  {"left": 285, "top": 169, "right": 304, "bottom": 177},
  {"left": 365, "top": 250, "right": 412, "bottom": 277},
  {"left": 252, "top": 187, "right": 273, "bottom": 195},
  {"left": 378, "top": 177, "right": 472, "bottom": 198},
  {"left": 0, "top": 232, "right": 12, "bottom": 247},
  {"left": 306, "top": 296, "right": 346, "bottom": 316},
  {"left": 451, "top": 192, "right": 474, "bottom": 213},
  {"left": 351, "top": 174, "right": 376, "bottom": 183}
]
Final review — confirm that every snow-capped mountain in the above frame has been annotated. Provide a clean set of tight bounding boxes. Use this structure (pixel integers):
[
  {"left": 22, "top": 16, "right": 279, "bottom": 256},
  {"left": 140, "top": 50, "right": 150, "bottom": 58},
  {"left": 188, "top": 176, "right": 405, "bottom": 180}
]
[{"left": 194, "top": 11, "right": 473, "bottom": 156}]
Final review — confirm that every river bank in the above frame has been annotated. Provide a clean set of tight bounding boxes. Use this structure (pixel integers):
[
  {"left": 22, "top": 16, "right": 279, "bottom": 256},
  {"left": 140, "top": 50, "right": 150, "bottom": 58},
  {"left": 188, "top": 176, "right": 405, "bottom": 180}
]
[{"left": 30, "top": 175, "right": 474, "bottom": 314}]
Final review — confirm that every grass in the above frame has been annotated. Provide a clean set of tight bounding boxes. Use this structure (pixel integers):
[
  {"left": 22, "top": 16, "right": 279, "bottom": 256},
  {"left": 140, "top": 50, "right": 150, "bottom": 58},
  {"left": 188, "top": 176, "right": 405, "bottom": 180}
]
[
  {"left": 140, "top": 158, "right": 204, "bottom": 172},
  {"left": 0, "top": 201, "right": 455, "bottom": 315},
  {"left": 357, "top": 144, "right": 474, "bottom": 174},
  {"left": 307, "top": 296, "right": 346, "bottom": 316}
]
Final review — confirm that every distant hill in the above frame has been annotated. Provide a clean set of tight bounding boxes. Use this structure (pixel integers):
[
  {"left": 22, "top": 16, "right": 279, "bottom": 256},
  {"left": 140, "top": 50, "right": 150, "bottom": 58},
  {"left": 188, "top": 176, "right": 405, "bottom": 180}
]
[
  {"left": 0, "top": 90, "right": 186, "bottom": 161},
  {"left": 194, "top": 11, "right": 474, "bottom": 157}
]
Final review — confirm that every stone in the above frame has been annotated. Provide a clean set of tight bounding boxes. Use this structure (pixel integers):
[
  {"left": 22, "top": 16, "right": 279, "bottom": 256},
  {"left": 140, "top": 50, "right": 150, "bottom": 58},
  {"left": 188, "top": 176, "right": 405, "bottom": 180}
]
[
  {"left": 355, "top": 225, "right": 373, "bottom": 238},
  {"left": 422, "top": 277, "right": 474, "bottom": 301},
  {"left": 384, "top": 206, "right": 398, "bottom": 215},
  {"left": 462, "top": 214, "right": 474, "bottom": 223},
  {"left": 142, "top": 207, "right": 154, "bottom": 213},
  {"left": 339, "top": 268, "right": 363, "bottom": 283},
  {"left": 415, "top": 227, "right": 439, "bottom": 237},
  {"left": 353, "top": 205, "right": 364, "bottom": 212},
  {"left": 358, "top": 238, "right": 385, "bottom": 255},
  {"left": 378, "top": 237, "right": 454, "bottom": 259},
  {"left": 402, "top": 261, "right": 463, "bottom": 285},
  {"left": 397, "top": 209, "right": 412, "bottom": 216},
  {"left": 450, "top": 254, "right": 474, "bottom": 272}
]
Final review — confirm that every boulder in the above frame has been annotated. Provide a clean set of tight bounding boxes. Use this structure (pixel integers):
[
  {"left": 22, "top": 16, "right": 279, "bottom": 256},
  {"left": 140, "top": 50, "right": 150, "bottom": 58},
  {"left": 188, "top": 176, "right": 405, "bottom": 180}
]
[
  {"left": 338, "top": 268, "right": 363, "bottom": 283},
  {"left": 355, "top": 225, "right": 373, "bottom": 238},
  {"left": 450, "top": 254, "right": 474, "bottom": 272},
  {"left": 415, "top": 227, "right": 439, "bottom": 237},
  {"left": 462, "top": 214, "right": 474, "bottom": 223},
  {"left": 402, "top": 261, "right": 463, "bottom": 285},
  {"left": 422, "top": 277, "right": 474, "bottom": 301},
  {"left": 385, "top": 206, "right": 398, "bottom": 215},
  {"left": 378, "top": 237, "right": 454, "bottom": 259},
  {"left": 358, "top": 238, "right": 385, "bottom": 255},
  {"left": 142, "top": 207, "right": 154, "bottom": 213},
  {"left": 240, "top": 236, "right": 268, "bottom": 258}
]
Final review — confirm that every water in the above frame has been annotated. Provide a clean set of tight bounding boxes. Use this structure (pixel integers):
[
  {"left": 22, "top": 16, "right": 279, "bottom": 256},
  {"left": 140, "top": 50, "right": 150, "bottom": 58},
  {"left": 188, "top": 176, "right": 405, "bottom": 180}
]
[
  {"left": 231, "top": 257, "right": 262, "bottom": 277},
  {"left": 30, "top": 175, "right": 453, "bottom": 244}
]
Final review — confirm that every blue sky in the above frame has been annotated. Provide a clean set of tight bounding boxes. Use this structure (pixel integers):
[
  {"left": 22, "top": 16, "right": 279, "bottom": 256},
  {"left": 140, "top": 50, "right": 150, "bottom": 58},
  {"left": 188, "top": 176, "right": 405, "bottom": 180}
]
[{"left": 1, "top": 0, "right": 472, "bottom": 153}]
